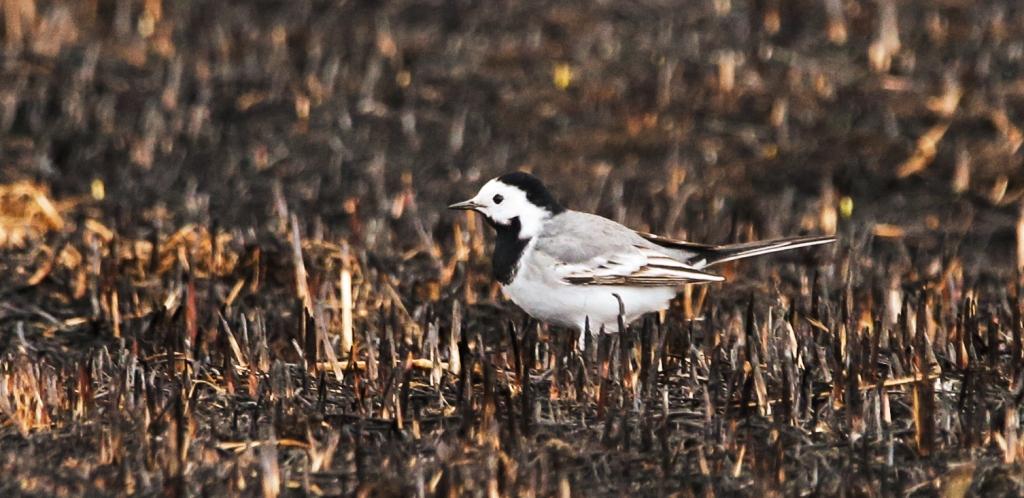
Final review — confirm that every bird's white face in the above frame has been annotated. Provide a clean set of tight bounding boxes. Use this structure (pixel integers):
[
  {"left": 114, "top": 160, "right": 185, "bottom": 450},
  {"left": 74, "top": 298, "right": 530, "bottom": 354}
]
[{"left": 449, "top": 179, "right": 553, "bottom": 238}]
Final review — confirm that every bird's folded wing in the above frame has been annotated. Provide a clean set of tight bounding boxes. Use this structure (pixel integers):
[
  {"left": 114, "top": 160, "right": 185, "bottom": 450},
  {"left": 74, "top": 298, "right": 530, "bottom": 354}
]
[{"left": 554, "top": 245, "right": 723, "bottom": 286}]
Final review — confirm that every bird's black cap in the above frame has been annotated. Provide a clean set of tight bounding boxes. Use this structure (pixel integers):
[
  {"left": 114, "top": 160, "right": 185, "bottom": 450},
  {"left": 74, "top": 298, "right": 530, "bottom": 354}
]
[{"left": 496, "top": 172, "right": 566, "bottom": 214}]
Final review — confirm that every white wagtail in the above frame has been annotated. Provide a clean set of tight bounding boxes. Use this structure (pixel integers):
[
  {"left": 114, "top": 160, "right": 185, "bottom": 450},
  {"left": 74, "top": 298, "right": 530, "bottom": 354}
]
[{"left": 450, "top": 172, "right": 835, "bottom": 349}]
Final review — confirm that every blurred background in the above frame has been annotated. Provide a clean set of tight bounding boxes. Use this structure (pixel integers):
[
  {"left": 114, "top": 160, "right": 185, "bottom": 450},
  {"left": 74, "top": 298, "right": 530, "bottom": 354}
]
[
  {"left": 2, "top": 0, "right": 1024, "bottom": 496},
  {"left": 2, "top": 0, "right": 1022, "bottom": 257}
]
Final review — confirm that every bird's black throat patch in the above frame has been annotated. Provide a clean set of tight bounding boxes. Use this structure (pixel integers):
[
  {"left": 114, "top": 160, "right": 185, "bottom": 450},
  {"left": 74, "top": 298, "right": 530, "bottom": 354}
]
[{"left": 492, "top": 217, "right": 529, "bottom": 284}]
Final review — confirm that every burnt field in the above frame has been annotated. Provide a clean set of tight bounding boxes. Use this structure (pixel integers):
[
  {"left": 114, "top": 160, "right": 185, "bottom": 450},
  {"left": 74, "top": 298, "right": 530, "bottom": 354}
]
[{"left": 2, "top": 0, "right": 1024, "bottom": 496}]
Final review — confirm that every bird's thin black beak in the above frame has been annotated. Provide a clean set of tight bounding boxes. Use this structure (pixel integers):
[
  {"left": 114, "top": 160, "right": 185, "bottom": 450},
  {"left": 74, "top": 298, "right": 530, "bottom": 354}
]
[{"left": 448, "top": 199, "right": 481, "bottom": 211}]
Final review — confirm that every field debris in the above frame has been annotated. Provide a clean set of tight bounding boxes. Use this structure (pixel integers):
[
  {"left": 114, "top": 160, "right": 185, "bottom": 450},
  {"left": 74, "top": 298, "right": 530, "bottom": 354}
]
[{"left": 2, "top": 0, "right": 1024, "bottom": 496}]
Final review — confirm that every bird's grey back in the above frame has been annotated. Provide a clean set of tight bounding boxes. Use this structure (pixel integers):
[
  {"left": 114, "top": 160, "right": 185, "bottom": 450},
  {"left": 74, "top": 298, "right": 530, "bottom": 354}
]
[{"left": 535, "top": 210, "right": 697, "bottom": 264}]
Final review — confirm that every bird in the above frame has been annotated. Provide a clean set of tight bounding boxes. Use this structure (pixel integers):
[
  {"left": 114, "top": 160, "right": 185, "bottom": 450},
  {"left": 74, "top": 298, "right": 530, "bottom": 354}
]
[{"left": 449, "top": 172, "right": 835, "bottom": 350}]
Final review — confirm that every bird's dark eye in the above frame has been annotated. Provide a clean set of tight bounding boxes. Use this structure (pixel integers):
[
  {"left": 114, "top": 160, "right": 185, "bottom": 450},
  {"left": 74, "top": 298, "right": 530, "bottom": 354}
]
[{"left": 492, "top": 194, "right": 504, "bottom": 204}]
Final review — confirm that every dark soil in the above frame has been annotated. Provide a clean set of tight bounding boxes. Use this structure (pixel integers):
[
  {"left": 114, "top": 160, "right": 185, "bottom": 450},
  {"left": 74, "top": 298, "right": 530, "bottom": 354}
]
[{"left": 2, "top": 0, "right": 1024, "bottom": 496}]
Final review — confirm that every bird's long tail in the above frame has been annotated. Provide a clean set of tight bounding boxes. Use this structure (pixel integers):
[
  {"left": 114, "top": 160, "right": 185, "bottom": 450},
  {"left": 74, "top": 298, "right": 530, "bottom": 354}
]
[{"left": 639, "top": 233, "right": 835, "bottom": 269}]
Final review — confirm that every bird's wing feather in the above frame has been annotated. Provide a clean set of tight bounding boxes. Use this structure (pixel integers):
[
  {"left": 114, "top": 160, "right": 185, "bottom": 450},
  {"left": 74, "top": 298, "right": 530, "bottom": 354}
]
[
  {"left": 536, "top": 212, "right": 723, "bottom": 286},
  {"left": 555, "top": 245, "right": 724, "bottom": 286}
]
